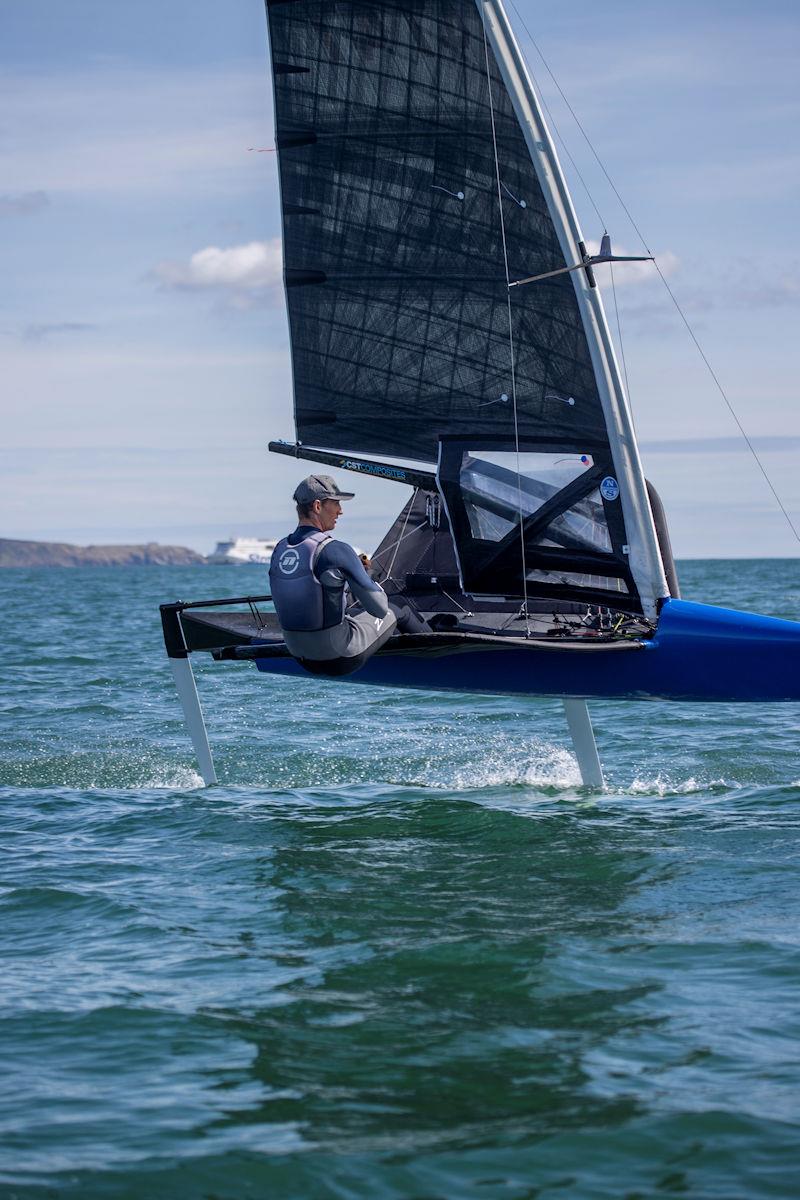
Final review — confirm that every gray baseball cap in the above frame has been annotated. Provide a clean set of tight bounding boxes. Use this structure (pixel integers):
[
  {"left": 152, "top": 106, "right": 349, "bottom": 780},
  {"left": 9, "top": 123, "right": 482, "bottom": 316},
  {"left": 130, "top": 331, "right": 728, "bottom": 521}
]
[{"left": 293, "top": 474, "right": 355, "bottom": 505}]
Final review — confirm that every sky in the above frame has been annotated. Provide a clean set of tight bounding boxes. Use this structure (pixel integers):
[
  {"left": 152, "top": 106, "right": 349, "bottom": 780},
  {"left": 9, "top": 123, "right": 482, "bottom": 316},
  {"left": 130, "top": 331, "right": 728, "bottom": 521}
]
[{"left": 2, "top": 0, "right": 800, "bottom": 558}]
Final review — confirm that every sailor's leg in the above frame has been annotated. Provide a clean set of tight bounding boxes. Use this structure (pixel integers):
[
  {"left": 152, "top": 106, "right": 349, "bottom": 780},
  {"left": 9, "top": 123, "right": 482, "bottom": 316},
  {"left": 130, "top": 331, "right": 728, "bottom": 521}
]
[
  {"left": 563, "top": 699, "right": 604, "bottom": 790},
  {"left": 388, "top": 601, "right": 431, "bottom": 634},
  {"left": 169, "top": 657, "right": 218, "bottom": 786}
]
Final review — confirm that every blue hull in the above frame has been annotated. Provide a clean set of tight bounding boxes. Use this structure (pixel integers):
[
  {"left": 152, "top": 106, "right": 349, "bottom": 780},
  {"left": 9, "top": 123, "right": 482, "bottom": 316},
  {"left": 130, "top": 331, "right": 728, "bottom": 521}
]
[{"left": 253, "top": 599, "right": 800, "bottom": 702}]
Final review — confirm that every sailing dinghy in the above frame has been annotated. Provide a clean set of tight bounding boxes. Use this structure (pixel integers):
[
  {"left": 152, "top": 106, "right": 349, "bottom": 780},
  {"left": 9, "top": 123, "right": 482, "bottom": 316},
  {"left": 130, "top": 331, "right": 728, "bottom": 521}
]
[{"left": 160, "top": 0, "right": 800, "bottom": 788}]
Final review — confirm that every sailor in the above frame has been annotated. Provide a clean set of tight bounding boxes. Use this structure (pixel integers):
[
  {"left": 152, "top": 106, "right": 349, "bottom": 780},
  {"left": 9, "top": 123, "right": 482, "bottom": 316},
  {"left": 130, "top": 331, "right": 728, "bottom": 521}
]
[{"left": 269, "top": 475, "right": 428, "bottom": 676}]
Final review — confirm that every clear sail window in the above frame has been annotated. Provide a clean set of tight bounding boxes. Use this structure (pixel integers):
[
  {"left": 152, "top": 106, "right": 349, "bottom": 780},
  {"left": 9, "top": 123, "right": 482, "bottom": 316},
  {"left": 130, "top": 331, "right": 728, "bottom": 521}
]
[
  {"left": 539, "top": 488, "right": 612, "bottom": 554},
  {"left": 436, "top": 441, "right": 635, "bottom": 604},
  {"left": 527, "top": 568, "right": 627, "bottom": 593},
  {"left": 460, "top": 451, "right": 610, "bottom": 554}
]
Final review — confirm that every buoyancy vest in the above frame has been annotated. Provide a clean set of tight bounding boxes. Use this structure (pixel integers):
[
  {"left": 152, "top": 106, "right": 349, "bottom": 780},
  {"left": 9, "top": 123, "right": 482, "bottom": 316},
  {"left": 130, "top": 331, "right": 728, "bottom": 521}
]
[{"left": 269, "top": 530, "right": 344, "bottom": 632}]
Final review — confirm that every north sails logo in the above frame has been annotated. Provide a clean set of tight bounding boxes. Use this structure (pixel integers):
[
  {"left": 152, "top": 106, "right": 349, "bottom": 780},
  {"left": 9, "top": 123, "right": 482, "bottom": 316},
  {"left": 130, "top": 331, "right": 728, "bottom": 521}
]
[
  {"left": 278, "top": 548, "right": 300, "bottom": 574},
  {"left": 600, "top": 476, "right": 620, "bottom": 502}
]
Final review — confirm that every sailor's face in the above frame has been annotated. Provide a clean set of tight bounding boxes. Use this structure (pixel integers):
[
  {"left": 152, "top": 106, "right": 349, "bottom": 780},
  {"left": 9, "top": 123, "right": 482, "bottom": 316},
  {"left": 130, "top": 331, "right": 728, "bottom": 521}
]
[{"left": 319, "top": 498, "right": 342, "bottom": 531}]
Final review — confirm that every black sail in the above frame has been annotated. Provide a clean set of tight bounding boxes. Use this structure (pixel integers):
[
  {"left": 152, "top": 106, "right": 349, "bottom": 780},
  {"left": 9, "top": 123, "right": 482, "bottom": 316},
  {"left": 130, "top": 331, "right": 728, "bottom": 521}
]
[{"left": 266, "top": 0, "right": 606, "bottom": 463}]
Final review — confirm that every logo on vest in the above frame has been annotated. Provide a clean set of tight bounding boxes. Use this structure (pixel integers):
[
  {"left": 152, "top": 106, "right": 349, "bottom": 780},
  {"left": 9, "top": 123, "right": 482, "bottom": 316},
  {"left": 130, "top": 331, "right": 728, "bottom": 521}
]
[{"left": 278, "top": 548, "right": 301, "bottom": 575}]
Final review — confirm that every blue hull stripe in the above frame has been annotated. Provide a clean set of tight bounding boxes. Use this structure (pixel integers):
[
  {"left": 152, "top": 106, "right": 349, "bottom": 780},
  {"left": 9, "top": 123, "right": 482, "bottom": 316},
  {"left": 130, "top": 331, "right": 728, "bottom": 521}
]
[{"left": 253, "top": 599, "right": 800, "bottom": 702}]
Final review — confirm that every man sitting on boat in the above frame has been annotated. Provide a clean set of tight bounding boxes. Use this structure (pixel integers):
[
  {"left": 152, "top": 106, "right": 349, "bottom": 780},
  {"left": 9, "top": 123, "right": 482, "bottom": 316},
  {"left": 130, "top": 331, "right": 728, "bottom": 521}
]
[{"left": 269, "top": 474, "right": 428, "bottom": 676}]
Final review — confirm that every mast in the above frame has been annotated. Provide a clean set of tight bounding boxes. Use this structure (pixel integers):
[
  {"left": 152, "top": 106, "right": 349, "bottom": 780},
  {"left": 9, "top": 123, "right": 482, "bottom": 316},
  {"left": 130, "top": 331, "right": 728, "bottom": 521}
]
[{"left": 476, "top": 0, "right": 669, "bottom": 619}]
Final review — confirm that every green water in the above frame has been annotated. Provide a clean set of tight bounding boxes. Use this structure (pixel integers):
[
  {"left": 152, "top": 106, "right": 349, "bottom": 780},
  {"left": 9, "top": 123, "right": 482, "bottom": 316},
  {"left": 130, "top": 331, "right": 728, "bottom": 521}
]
[{"left": 1, "top": 561, "right": 799, "bottom": 1198}]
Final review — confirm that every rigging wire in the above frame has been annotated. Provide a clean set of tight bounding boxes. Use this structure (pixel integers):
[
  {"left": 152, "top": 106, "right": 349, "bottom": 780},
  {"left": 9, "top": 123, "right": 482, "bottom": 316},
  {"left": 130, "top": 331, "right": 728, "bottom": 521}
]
[
  {"left": 507, "top": 0, "right": 647, "bottom": 255},
  {"left": 508, "top": 0, "right": 800, "bottom": 547},
  {"left": 381, "top": 488, "right": 418, "bottom": 588},
  {"left": 523, "top": 67, "right": 607, "bottom": 233},
  {"left": 441, "top": 587, "right": 471, "bottom": 614},
  {"left": 480, "top": 9, "right": 532, "bottom": 635},
  {"left": 652, "top": 262, "right": 800, "bottom": 542}
]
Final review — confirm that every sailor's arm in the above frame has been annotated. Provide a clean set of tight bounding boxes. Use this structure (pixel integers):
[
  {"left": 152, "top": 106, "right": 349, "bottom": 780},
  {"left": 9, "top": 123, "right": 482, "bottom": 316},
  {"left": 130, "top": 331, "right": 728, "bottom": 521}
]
[{"left": 319, "top": 542, "right": 389, "bottom": 618}]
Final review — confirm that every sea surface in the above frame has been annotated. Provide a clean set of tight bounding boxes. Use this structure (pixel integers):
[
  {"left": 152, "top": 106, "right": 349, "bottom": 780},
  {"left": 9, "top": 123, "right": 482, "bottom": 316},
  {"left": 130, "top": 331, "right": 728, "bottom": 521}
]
[{"left": 1, "top": 560, "right": 799, "bottom": 1199}]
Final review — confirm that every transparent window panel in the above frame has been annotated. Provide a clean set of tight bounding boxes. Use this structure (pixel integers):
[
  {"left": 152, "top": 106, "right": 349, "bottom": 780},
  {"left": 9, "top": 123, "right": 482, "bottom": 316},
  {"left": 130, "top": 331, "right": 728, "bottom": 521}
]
[
  {"left": 527, "top": 569, "right": 628, "bottom": 593},
  {"left": 464, "top": 504, "right": 516, "bottom": 541},
  {"left": 541, "top": 488, "right": 611, "bottom": 554},
  {"left": 459, "top": 451, "right": 610, "bottom": 553}
]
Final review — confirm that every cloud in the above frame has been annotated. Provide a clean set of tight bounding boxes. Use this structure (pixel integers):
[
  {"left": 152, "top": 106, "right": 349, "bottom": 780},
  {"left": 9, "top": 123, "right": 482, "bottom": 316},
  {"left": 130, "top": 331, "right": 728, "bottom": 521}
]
[
  {"left": 152, "top": 239, "right": 283, "bottom": 305},
  {"left": 637, "top": 259, "right": 800, "bottom": 317},
  {"left": 732, "top": 274, "right": 800, "bottom": 310},
  {"left": 0, "top": 190, "right": 49, "bottom": 217},
  {"left": 22, "top": 321, "right": 95, "bottom": 342}
]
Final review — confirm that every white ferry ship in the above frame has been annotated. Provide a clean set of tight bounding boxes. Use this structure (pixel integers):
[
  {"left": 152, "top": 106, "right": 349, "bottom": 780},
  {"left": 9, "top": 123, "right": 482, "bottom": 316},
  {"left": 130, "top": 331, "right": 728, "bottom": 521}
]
[{"left": 206, "top": 537, "right": 278, "bottom": 565}]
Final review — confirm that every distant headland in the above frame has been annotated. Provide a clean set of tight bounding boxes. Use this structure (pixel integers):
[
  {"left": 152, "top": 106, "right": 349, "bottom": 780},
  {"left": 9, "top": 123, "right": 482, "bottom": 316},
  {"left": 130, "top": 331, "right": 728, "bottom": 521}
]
[{"left": 0, "top": 538, "right": 206, "bottom": 568}]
